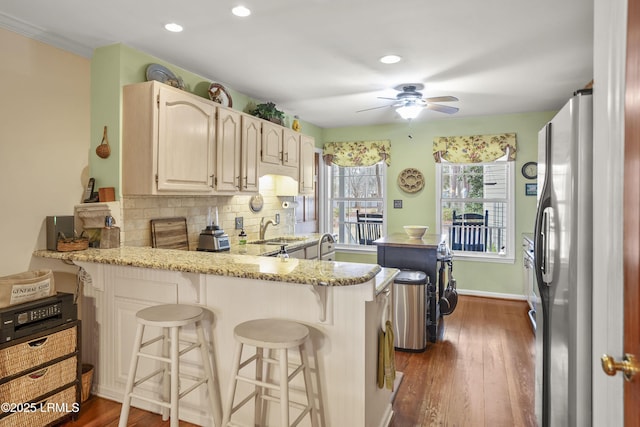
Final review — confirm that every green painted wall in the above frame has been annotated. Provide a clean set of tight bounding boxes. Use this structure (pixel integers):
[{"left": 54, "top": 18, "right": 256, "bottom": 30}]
[{"left": 325, "top": 111, "right": 556, "bottom": 296}]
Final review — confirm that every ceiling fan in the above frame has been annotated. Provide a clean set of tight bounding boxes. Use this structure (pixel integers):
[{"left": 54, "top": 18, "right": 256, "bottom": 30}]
[{"left": 358, "top": 83, "right": 459, "bottom": 120}]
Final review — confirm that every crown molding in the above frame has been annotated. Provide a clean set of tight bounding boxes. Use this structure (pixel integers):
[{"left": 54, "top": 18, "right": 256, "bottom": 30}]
[{"left": 0, "top": 12, "right": 93, "bottom": 58}]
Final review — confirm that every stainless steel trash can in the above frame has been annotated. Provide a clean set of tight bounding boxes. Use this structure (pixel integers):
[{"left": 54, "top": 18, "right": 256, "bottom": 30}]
[{"left": 393, "top": 270, "right": 429, "bottom": 351}]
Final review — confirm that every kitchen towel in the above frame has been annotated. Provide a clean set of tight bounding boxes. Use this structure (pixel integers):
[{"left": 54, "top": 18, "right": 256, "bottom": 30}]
[{"left": 377, "top": 320, "right": 396, "bottom": 390}]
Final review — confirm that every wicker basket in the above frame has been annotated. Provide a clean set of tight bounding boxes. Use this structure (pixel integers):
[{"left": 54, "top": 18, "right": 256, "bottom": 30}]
[
  {"left": 57, "top": 237, "right": 89, "bottom": 252},
  {"left": 0, "top": 326, "right": 77, "bottom": 378},
  {"left": 0, "top": 385, "right": 77, "bottom": 427},
  {"left": 0, "top": 356, "right": 77, "bottom": 403},
  {"left": 81, "top": 363, "right": 94, "bottom": 402}
]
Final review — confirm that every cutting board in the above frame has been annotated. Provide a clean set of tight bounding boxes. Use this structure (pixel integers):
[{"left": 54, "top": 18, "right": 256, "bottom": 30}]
[{"left": 150, "top": 217, "right": 189, "bottom": 250}]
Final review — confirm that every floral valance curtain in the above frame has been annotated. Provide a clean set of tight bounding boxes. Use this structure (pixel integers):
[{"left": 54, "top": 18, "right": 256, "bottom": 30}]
[
  {"left": 322, "top": 140, "right": 391, "bottom": 167},
  {"left": 432, "top": 133, "right": 517, "bottom": 163}
]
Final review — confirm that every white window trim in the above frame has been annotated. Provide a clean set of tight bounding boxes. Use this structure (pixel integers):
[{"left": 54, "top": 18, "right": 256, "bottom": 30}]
[
  {"left": 435, "top": 161, "right": 515, "bottom": 263},
  {"left": 319, "top": 159, "right": 387, "bottom": 251}
]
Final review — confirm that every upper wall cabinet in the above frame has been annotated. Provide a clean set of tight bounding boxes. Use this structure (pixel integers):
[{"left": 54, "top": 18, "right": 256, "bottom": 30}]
[
  {"left": 259, "top": 122, "right": 299, "bottom": 179},
  {"left": 122, "top": 81, "right": 216, "bottom": 195},
  {"left": 215, "top": 107, "right": 242, "bottom": 192},
  {"left": 216, "top": 106, "right": 259, "bottom": 193},
  {"left": 241, "top": 115, "right": 261, "bottom": 192},
  {"left": 282, "top": 128, "right": 300, "bottom": 167},
  {"left": 299, "top": 134, "right": 315, "bottom": 194}
]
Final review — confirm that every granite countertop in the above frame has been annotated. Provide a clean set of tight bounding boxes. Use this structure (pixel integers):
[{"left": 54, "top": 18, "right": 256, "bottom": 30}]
[
  {"left": 33, "top": 235, "right": 385, "bottom": 286},
  {"left": 373, "top": 233, "right": 444, "bottom": 248}
]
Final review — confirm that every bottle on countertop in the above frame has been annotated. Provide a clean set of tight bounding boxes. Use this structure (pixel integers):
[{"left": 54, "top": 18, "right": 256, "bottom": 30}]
[
  {"left": 238, "top": 229, "right": 247, "bottom": 253},
  {"left": 277, "top": 244, "right": 289, "bottom": 262}
]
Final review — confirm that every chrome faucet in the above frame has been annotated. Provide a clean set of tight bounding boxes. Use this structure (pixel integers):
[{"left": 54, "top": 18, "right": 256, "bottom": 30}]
[
  {"left": 317, "top": 232, "right": 336, "bottom": 255},
  {"left": 259, "top": 217, "right": 278, "bottom": 240}
]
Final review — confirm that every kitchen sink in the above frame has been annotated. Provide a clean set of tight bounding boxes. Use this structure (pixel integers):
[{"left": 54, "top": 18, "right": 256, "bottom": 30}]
[{"left": 248, "top": 236, "right": 309, "bottom": 245}]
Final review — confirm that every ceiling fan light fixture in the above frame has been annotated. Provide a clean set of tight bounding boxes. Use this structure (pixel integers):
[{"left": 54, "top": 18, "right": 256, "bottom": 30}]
[
  {"left": 379, "top": 55, "right": 402, "bottom": 64},
  {"left": 232, "top": 5, "right": 251, "bottom": 17},
  {"left": 396, "top": 104, "right": 422, "bottom": 120},
  {"left": 164, "top": 22, "right": 183, "bottom": 33}
]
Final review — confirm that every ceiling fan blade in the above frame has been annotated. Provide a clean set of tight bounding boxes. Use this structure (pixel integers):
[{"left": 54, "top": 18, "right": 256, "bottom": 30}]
[
  {"left": 377, "top": 96, "right": 398, "bottom": 101},
  {"left": 426, "top": 103, "right": 460, "bottom": 114},
  {"left": 424, "top": 96, "right": 459, "bottom": 103},
  {"left": 356, "top": 104, "right": 393, "bottom": 113}
]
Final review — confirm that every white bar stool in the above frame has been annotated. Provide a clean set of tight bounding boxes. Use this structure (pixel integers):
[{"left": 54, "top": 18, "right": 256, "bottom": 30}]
[
  {"left": 118, "top": 304, "right": 222, "bottom": 427},
  {"left": 223, "top": 318, "right": 318, "bottom": 427}
]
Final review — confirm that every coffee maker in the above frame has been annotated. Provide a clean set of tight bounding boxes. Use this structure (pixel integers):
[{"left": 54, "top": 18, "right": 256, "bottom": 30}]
[{"left": 197, "top": 207, "right": 230, "bottom": 252}]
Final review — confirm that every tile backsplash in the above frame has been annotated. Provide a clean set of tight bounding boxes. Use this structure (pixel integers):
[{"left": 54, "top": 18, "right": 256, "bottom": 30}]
[{"left": 121, "top": 178, "right": 295, "bottom": 249}]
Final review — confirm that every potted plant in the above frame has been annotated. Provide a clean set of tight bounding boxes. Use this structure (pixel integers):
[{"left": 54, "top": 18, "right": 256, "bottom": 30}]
[{"left": 251, "top": 102, "right": 285, "bottom": 125}]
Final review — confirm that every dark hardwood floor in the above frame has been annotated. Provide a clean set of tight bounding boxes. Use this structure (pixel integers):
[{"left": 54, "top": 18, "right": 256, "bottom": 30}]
[
  {"left": 390, "top": 296, "right": 536, "bottom": 427},
  {"left": 58, "top": 296, "right": 535, "bottom": 427}
]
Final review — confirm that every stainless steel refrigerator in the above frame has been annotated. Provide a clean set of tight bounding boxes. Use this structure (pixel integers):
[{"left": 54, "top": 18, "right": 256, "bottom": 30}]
[{"left": 534, "top": 89, "right": 593, "bottom": 427}]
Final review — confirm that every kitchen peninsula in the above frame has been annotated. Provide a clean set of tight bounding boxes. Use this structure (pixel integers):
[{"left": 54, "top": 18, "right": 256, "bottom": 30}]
[{"left": 33, "top": 246, "right": 398, "bottom": 427}]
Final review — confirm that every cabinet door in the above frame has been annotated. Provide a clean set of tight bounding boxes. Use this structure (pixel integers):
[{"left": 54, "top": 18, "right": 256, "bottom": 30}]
[
  {"left": 299, "top": 134, "right": 315, "bottom": 194},
  {"left": 261, "top": 121, "right": 282, "bottom": 165},
  {"left": 241, "top": 115, "right": 261, "bottom": 192},
  {"left": 282, "top": 129, "right": 300, "bottom": 167},
  {"left": 216, "top": 107, "right": 242, "bottom": 192},
  {"left": 157, "top": 86, "right": 216, "bottom": 192}
]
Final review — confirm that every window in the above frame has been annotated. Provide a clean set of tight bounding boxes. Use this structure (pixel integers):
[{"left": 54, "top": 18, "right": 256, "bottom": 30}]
[
  {"left": 436, "top": 161, "right": 514, "bottom": 260},
  {"left": 325, "top": 162, "right": 386, "bottom": 248}
]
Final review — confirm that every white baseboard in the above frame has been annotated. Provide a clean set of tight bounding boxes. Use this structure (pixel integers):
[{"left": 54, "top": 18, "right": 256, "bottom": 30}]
[{"left": 456, "top": 289, "right": 527, "bottom": 301}]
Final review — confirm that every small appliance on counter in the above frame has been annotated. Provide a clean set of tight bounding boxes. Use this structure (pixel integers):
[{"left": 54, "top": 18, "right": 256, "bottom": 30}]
[
  {"left": 197, "top": 207, "right": 230, "bottom": 252},
  {"left": 197, "top": 226, "right": 230, "bottom": 252}
]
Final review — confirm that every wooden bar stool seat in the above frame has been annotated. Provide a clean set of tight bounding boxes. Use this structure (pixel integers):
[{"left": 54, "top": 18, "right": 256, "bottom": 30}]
[
  {"left": 223, "top": 318, "right": 318, "bottom": 427},
  {"left": 118, "top": 304, "right": 222, "bottom": 427}
]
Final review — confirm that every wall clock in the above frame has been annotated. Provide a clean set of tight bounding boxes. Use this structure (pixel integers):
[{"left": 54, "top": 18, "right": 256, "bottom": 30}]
[{"left": 521, "top": 161, "right": 538, "bottom": 179}]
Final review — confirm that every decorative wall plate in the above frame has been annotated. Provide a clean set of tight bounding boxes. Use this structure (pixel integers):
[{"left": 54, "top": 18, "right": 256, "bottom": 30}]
[
  {"left": 146, "top": 64, "right": 185, "bottom": 89},
  {"left": 208, "top": 83, "right": 233, "bottom": 108},
  {"left": 398, "top": 168, "right": 425, "bottom": 193},
  {"left": 249, "top": 194, "right": 264, "bottom": 212}
]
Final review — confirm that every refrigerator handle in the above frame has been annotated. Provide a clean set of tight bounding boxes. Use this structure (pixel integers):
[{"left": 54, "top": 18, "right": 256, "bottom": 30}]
[{"left": 534, "top": 123, "right": 553, "bottom": 287}]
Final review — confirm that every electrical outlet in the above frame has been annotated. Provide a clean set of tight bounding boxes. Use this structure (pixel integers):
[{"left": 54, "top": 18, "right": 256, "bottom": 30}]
[
  {"left": 275, "top": 213, "right": 280, "bottom": 224},
  {"left": 393, "top": 200, "right": 403, "bottom": 209},
  {"left": 235, "top": 217, "right": 243, "bottom": 229}
]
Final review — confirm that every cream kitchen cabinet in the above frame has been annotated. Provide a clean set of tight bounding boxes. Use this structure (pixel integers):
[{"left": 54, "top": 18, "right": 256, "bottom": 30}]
[
  {"left": 215, "top": 107, "right": 241, "bottom": 192},
  {"left": 259, "top": 121, "right": 299, "bottom": 179},
  {"left": 123, "top": 81, "right": 217, "bottom": 195},
  {"left": 240, "top": 115, "right": 261, "bottom": 192},
  {"left": 215, "top": 107, "right": 259, "bottom": 193},
  {"left": 298, "top": 134, "right": 315, "bottom": 194}
]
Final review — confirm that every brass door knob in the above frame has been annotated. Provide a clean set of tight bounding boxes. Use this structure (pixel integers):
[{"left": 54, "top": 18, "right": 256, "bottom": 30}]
[{"left": 601, "top": 354, "right": 639, "bottom": 381}]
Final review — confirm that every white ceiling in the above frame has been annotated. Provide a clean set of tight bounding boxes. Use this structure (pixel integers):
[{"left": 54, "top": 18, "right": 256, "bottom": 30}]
[{"left": 0, "top": 0, "right": 593, "bottom": 128}]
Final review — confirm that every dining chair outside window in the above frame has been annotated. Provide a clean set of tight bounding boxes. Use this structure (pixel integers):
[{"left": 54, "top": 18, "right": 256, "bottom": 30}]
[
  {"left": 451, "top": 210, "right": 488, "bottom": 252},
  {"left": 356, "top": 210, "right": 383, "bottom": 245}
]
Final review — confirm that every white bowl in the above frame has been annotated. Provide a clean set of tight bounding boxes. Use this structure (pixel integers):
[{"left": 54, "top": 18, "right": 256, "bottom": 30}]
[{"left": 403, "top": 225, "right": 428, "bottom": 239}]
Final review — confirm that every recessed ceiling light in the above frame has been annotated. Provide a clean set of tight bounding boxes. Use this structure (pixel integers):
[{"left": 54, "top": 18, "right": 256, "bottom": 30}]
[
  {"left": 380, "top": 55, "right": 402, "bottom": 64},
  {"left": 164, "top": 23, "right": 183, "bottom": 33},
  {"left": 232, "top": 5, "right": 251, "bottom": 17}
]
